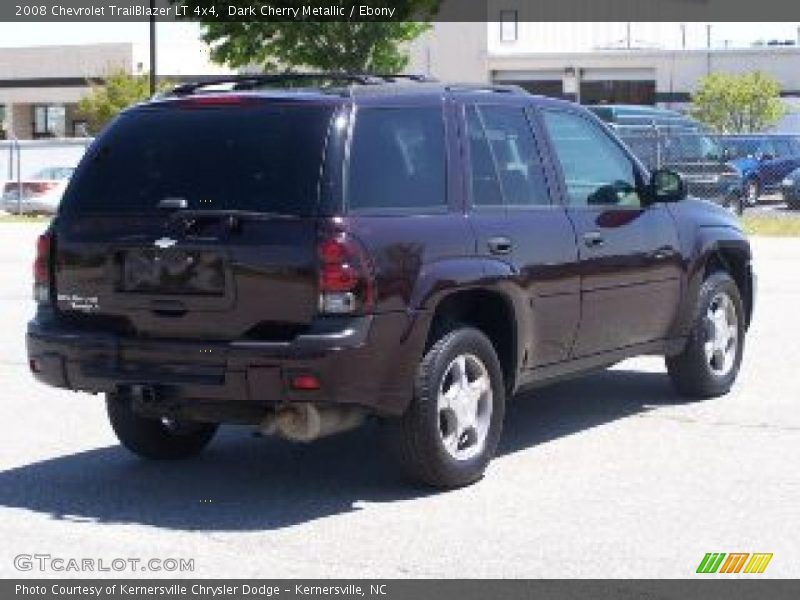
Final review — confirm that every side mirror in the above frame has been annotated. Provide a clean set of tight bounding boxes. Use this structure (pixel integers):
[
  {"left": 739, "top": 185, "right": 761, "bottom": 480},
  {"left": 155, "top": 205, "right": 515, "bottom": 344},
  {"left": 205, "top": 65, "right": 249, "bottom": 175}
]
[
  {"left": 649, "top": 168, "right": 687, "bottom": 203},
  {"left": 758, "top": 153, "right": 774, "bottom": 162}
]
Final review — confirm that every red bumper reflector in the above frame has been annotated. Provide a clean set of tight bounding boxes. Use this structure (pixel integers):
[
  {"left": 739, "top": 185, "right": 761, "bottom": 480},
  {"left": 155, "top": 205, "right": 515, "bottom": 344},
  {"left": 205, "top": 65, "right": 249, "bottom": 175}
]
[{"left": 290, "top": 374, "right": 320, "bottom": 391}]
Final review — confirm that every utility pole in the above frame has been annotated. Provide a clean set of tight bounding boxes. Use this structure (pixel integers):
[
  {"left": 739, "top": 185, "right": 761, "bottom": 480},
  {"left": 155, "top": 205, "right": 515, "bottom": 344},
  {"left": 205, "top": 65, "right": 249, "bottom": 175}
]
[{"left": 149, "top": 0, "right": 157, "bottom": 95}]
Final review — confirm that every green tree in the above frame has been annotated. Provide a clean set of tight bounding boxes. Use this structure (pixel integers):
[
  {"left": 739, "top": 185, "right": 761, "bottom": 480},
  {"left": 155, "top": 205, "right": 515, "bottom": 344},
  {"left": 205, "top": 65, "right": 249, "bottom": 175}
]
[
  {"left": 186, "top": 1, "right": 440, "bottom": 73},
  {"left": 690, "top": 72, "right": 787, "bottom": 133},
  {"left": 77, "top": 70, "right": 163, "bottom": 134}
]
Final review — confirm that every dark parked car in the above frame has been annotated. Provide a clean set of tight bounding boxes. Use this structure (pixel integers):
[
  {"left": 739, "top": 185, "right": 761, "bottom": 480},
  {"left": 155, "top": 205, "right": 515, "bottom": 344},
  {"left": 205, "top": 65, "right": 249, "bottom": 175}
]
[
  {"left": 716, "top": 134, "right": 800, "bottom": 205},
  {"left": 616, "top": 127, "right": 744, "bottom": 214},
  {"left": 781, "top": 167, "right": 800, "bottom": 210},
  {"left": 27, "top": 76, "right": 755, "bottom": 488},
  {"left": 587, "top": 104, "right": 705, "bottom": 131}
]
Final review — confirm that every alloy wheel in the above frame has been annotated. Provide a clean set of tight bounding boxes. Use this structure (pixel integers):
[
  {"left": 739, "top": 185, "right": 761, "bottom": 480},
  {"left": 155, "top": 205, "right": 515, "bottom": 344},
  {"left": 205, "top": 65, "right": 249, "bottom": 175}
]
[
  {"left": 703, "top": 292, "right": 739, "bottom": 377},
  {"left": 437, "top": 353, "right": 493, "bottom": 461}
]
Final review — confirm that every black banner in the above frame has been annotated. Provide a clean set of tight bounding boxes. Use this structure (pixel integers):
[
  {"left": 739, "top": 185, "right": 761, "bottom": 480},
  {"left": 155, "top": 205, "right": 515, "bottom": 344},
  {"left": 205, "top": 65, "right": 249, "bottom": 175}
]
[
  {"left": 5, "top": 580, "right": 800, "bottom": 600},
  {"left": 2, "top": 0, "right": 800, "bottom": 23}
]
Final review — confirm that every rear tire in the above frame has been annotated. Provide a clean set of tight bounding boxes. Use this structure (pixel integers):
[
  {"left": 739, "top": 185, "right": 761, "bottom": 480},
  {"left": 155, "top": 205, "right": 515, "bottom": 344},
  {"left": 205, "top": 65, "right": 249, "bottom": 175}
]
[
  {"left": 666, "top": 271, "right": 745, "bottom": 399},
  {"left": 106, "top": 392, "right": 218, "bottom": 460},
  {"left": 385, "top": 327, "right": 506, "bottom": 488}
]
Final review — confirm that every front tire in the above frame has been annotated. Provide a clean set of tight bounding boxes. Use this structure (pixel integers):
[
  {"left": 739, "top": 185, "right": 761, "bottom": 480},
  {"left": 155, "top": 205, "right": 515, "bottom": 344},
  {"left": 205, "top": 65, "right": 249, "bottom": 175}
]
[
  {"left": 106, "top": 392, "right": 218, "bottom": 460},
  {"left": 723, "top": 192, "right": 744, "bottom": 216},
  {"left": 386, "top": 327, "right": 506, "bottom": 488},
  {"left": 666, "top": 271, "right": 745, "bottom": 398},
  {"left": 744, "top": 178, "right": 760, "bottom": 206}
]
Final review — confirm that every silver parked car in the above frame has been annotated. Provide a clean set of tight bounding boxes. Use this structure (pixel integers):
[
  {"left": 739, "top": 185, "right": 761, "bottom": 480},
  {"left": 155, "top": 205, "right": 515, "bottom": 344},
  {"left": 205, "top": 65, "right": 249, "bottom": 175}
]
[{"left": 2, "top": 166, "right": 75, "bottom": 215}]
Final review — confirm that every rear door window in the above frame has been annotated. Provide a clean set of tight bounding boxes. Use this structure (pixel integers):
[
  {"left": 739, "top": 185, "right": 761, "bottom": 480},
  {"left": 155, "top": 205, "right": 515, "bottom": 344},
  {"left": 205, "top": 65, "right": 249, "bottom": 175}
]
[
  {"left": 60, "top": 103, "right": 334, "bottom": 217},
  {"left": 466, "top": 105, "right": 550, "bottom": 206},
  {"left": 465, "top": 106, "right": 504, "bottom": 206},
  {"left": 347, "top": 107, "right": 446, "bottom": 211}
]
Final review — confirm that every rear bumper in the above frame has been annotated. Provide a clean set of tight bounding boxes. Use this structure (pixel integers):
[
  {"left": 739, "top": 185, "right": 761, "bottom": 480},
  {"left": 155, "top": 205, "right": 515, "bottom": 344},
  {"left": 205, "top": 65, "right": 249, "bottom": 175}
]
[
  {"left": 2, "top": 196, "right": 57, "bottom": 214},
  {"left": 26, "top": 311, "right": 430, "bottom": 416}
]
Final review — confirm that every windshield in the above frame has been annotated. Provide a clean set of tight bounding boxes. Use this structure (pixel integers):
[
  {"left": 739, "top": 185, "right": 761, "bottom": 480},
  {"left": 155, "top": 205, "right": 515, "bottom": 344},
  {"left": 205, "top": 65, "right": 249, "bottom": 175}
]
[
  {"left": 60, "top": 104, "right": 334, "bottom": 216},
  {"left": 31, "top": 167, "right": 74, "bottom": 180},
  {"left": 717, "top": 138, "right": 761, "bottom": 159},
  {"left": 663, "top": 134, "right": 723, "bottom": 162}
]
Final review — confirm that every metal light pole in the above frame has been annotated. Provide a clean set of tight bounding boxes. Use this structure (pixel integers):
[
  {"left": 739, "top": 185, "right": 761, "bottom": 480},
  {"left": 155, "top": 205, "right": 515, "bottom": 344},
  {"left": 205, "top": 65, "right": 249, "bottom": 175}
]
[{"left": 149, "top": 0, "right": 157, "bottom": 95}]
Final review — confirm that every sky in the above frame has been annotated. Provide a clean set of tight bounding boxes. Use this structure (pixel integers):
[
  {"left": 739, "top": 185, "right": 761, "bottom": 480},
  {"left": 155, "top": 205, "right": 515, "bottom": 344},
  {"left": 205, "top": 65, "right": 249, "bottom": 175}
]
[
  {"left": 0, "top": 22, "right": 228, "bottom": 74},
  {"left": 0, "top": 22, "right": 203, "bottom": 48}
]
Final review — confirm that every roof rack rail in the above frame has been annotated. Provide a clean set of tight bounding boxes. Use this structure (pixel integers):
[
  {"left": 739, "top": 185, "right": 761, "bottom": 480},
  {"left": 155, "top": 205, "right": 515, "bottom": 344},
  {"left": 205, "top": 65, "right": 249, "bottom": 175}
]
[
  {"left": 445, "top": 83, "right": 527, "bottom": 94},
  {"left": 370, "top": 73, "right": 437, "bottom": 82},
  {"left": 168, "top": 72, "right": 435, "bottom": 96}
]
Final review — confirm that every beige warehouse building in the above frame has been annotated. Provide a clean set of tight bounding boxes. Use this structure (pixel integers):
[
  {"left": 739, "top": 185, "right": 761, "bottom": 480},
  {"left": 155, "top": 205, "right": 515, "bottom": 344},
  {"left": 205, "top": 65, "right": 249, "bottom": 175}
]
[
  {"left": 3, "top": 20, "right": 800, "bottom": 139},
  {"left": 0, "top": 40, "right": 229, "bottom": 140}
]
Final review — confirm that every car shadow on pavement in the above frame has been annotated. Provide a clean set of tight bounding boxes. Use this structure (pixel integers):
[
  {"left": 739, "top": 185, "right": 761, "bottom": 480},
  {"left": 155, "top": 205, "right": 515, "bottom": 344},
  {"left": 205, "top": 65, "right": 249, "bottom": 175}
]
[{"left": 0, "top": 368, "right": 690, "bottom": 531}]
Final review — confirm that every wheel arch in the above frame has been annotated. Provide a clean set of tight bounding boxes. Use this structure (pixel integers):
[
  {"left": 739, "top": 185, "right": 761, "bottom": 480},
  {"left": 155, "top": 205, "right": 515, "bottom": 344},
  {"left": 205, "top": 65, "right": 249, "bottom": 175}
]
[
  {"left": 703, "top": 244, "right": 754, "bottom": 329},
  {"left": 424, "top": 288, "right": 521, "bottom": 396},
  {"left": 670, "top": 227, "right": 754, "bottom": 338}
]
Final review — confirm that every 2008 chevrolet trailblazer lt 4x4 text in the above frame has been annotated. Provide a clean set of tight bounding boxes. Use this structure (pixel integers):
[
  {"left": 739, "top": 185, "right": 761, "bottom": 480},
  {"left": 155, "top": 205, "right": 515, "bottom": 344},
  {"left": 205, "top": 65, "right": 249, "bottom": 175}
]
[{"left": 26, "top": 75, "right": 755, "bottom": 488}]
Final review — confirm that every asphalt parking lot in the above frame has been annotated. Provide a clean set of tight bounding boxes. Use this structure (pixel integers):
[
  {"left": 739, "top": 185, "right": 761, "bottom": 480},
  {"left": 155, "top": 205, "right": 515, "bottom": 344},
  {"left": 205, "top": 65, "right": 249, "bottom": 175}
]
[{"left": 0, "top": 222, "right": 798, "bottom": 579}]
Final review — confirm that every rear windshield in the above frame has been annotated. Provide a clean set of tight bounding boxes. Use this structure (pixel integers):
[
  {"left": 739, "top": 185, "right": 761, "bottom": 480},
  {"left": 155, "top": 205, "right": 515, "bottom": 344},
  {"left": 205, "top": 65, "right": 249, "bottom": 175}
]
[{"left": 60, "top": 103, "right": 334, "bottom": 216}]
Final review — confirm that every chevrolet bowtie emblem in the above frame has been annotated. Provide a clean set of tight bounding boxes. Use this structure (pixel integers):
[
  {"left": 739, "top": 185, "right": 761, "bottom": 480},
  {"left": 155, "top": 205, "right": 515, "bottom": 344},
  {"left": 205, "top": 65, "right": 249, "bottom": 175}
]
[{"left": 154, "top": 237, "right": 177, "bottom": 249}]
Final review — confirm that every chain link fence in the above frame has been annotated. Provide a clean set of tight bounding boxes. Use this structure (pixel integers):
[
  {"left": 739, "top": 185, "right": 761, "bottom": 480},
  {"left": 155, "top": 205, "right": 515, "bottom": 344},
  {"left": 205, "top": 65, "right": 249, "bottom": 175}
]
[
  {"left": 613, "top": 124, "right": 745, "bottom": 213},
  {"left": 0, "top": 138, "right": 92, "bottom": 215}
]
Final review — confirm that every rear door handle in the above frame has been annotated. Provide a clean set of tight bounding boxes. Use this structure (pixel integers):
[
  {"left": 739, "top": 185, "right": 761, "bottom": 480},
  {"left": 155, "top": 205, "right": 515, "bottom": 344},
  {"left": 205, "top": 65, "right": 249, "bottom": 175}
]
[
  {"left": 487, "top": 236, "right": 513, "bottom": 255},
  {"left": 583, "top": 231, "right": 605, "bottom": 248}
]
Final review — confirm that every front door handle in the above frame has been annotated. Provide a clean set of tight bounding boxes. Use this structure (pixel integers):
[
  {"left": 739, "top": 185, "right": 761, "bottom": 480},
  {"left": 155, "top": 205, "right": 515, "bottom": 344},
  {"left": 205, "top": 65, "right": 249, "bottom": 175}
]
[
  {"left": 583, "top": 231, "right": 605, "bottom": 248},
  {"left": 487, "top": 236, "right": 513, "bottom": 255}
]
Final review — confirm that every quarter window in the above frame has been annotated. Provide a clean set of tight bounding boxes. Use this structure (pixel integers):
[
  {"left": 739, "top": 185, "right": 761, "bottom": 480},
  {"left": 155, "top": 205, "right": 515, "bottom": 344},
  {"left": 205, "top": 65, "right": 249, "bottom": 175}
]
[
  {"left": 542, "top": 110, "right": 641, "bottom": 208},
  {"left": 466, "top": 105, "right": 550, "bottom": 207},
  {"left": 347, "top": 107, "right": 446, "bottom": 211}
]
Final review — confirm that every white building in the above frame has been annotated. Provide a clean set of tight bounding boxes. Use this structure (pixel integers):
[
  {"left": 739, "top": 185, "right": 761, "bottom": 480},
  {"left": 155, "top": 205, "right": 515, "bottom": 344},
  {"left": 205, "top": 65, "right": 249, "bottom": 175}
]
[
  {"left": 408, "top": 20, "right": 800, "bottom": 130},
  {"left": 411, "top": 21, "right": 800, "bottom": 96},
  {"left": 3, "top": 18, "right": 800, "bottom": 139}
]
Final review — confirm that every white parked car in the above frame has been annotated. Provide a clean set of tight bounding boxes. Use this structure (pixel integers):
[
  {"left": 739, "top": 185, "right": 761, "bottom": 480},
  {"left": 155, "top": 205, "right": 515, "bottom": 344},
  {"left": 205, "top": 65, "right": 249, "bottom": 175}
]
[{"left": 2, "top": 166, "right": 75, "bottom": 215}]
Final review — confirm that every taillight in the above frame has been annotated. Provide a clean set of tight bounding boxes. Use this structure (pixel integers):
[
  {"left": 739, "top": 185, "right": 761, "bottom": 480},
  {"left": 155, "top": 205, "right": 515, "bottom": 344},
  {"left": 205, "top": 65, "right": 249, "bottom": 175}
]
[
  {"left": 317, "top": 233, "right": 374, "bottom": 315},
  {"left": 33, "top": 233, "right": 52, "bottom": 304},
  {"left": 29, "top": 182, "right": 58, "bottom": 195}
]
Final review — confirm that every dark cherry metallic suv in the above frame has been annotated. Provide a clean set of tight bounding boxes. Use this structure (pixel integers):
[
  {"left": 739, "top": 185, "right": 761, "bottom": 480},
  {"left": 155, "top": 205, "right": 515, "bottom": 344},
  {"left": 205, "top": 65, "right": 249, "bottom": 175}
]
[{"left": 27, "top": 76, "right": 755, "bottom": 487}]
